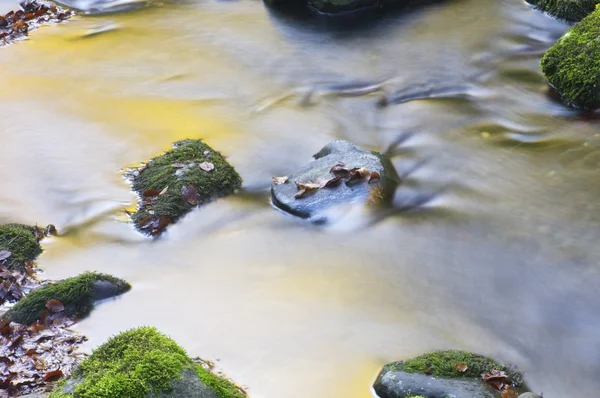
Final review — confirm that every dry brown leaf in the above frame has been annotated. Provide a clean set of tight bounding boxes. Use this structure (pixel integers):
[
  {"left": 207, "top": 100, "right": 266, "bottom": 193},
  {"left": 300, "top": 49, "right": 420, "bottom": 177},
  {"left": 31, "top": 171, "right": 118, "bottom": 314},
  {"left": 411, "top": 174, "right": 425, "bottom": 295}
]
[
  {"left": 43, "top": 369, "right": 63, "bottom": 382},
  {"left": 143, "top": 189, "right": 160, "bottom": 198},
  {"left": 272, "top": 176, "right": 289, "bottom": 185},
  {"left": 199, "top": 162, "right": 215, "bottom": 172},
  {"left": 45, "top": 299, "right": 64, "bottom": 313},
  {"left": 294, "top": 182, "right": 320, "bottom": 198},
  {"left": 455, "top": 363, "right": 468, "bottom": 373},
  {"left": 182, "top": 185, "right": 202, "bottom": 206},
  {"left": 501, "top": 386, "right": 518, "bottom": 398},
  {"left": 369, "top": 171, "right": 381, "bottom": 181},
  {"left": 330, "top": 163, "right": 350, "bottom": 177}
]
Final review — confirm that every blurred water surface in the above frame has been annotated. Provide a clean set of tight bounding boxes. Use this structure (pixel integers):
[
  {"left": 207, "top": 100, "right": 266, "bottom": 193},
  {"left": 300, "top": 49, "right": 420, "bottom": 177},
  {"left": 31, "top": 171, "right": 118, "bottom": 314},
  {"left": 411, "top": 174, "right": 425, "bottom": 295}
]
[{"left": 1, "top": 0, "right": 599, "bottom": 397}]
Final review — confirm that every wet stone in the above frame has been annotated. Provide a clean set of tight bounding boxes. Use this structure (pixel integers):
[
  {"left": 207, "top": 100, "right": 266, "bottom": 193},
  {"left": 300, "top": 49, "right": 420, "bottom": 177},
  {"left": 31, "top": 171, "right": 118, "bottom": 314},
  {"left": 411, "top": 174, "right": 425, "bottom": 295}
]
[
  {"left": 374, "top": 369, "right": 497, "bottom": 398},
  {"left": 271, "top": 140, "right": 397, "bottom": 220}
]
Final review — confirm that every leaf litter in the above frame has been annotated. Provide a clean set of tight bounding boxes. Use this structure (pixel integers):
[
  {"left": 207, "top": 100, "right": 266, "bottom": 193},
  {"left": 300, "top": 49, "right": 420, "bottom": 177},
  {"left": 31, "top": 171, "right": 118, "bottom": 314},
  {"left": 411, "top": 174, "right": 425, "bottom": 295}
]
[
  {"left": 0, "top": 226, "right": 88, "bottom": 396},
  {"left": 292, "top": 162, "right": 381, "bottom": 199}
]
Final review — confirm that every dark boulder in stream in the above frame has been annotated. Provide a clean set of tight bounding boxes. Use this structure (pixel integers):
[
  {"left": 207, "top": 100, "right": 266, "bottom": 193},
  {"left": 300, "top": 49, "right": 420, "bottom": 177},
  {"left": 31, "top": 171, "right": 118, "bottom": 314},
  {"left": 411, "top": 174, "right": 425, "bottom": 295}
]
[
  {"left": 52, "top": 326, "right": 246, "bottom": 398},
  {"left": 373, "top": 350, "right": 526, "bottom": 398},
  {"left": 265, "top": 0, "right": 434, "bottom": 15},
  {"left": 5, "top": 271, "right": 130, "bottom": 324},
  {"left": 128, "top": 139, "right": 242, "bottom": 237},
  {"left": 271, "top": 140, "right": 397, "bottom": 220}
]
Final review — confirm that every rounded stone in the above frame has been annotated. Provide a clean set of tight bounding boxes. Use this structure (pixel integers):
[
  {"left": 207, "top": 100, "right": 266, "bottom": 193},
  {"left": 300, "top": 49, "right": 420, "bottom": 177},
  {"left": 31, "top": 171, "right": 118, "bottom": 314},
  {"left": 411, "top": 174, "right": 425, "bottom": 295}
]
[
  {"left": 271, "top": 140, "right": 398, "bottom": 220},
  {"left": 518, "top": 393, "right": 543, "bottom": 398}
]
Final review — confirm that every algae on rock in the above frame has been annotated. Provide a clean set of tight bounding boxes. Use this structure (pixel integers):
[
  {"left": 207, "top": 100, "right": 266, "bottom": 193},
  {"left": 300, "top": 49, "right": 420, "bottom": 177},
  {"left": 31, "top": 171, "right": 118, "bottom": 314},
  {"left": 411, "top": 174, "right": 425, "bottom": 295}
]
[
  {"left": 129, "top": 139, "right": 242, "bottom": 236},
  {"left": 0, "top": 223, "right": 43, "bottom": 270},
  {"left": 51, "top": 326, "right": 246, "bottom": 398},
  {"left": 541, "top": 7, "right": 600, "bottom": 109},
  {"left": 527, "top": 0, "right": 600, "bottom": 21},
  {"left": 5, "top": 271, "right": 131, "bottom": 324}
]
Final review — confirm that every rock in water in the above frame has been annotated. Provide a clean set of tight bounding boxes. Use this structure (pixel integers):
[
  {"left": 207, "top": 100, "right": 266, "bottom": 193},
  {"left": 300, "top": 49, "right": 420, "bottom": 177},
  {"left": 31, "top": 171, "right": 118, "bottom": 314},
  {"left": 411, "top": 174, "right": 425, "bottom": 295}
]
[
  {"left": 128, "top": 139, "right": 242, "bottom": 237},
  {"left": 271, "top": 140, "right": 397, "bottom": 220},
  {"left": 373, "top": 350, "right": 525, "bottom": 398},
  {"left": 52, "top": 326, "right": 246, "bottom": 398},
  {"left": 541, "top": 7, "right": 600, "bottom": 109},
  {"left": 5, "top": 272, "right": 131, "bottom": 324}
]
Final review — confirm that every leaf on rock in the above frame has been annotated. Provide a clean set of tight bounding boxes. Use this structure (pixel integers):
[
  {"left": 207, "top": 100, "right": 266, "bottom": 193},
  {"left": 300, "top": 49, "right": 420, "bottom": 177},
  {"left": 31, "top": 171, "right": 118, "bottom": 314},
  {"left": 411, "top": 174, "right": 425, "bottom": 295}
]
[
  {"left": 294, "top": 182, "right": 321, "bottom": 199},
  {"left": 199, "top": 162, "right": 214, "bottom": 172},
  {"left": 501, "top": 387, "right": 518, "bottom": 398},
  {"left": 330, "top": 163, "right": 350, "bottom": 177},
  {"left": 45, "top": 299, "right": 64, "bottom": 313},
  {"left": 322, "top": 175, "right": 342, "bottom": 188},
  {"left": 0, "top": 251, "right": 11, "bottom": 261},
  {"left": 455, "top": 363, "right": 468, "bottom": 373},
  {"left": 143, "top": 189, "right": 160, "bottom": 198},
  {"left": 272, "top": 176, "right": 289, "bottom": 185},
  {"left": 369, "top": 171, "right": 381, "bottom": 181},
  {"left": 42, "top": 369, "right": 63, "bottom": 382},
  {"left": 182, "top": 185, "right": 201, "bottom": 206},
  {"left": 481, "top": 369, "right": 508, "bottom": 382}
]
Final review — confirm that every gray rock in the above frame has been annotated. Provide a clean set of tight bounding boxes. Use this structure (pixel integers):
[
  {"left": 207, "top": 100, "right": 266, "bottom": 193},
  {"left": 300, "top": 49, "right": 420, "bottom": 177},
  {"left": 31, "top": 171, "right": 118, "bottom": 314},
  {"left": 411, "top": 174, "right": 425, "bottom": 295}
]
[
  {"left": 518, "top": 394, "right": 542, "bottom": 398},
  {"left": 271, "top": 140, "right": 397, "bottom": 220},
  {"left": 60, "top": 369, "right": 220, "bottom": 398},
  {"left": 91, "top": 279, "right": 130, "bottom": 301},
  {"left": 373, "top": 369, "right": 498, "bottom": 398}
]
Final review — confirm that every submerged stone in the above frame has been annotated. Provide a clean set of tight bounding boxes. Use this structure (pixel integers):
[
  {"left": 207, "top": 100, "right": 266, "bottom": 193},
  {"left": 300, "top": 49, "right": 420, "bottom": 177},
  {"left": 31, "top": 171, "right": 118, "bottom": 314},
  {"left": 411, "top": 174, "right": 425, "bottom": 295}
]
[
  {"left": 5, "top": 272, "right": 130, "bottom": 324},
  {"left": 541, "top": 8, "right": 600, "bottom": 109},
  {"left": 0, "top": 223, "right": 43, "bottom": 270},
  {"left": 526, "top": 0, "right": 599, "bottom": 21},
  {"left": 373, "top": 350, "right": 524, "bottom": 398},
  {"left": 51, "top": 326, "right": 246, "bottom": 398},
  {"left": 264, "top": 0, "right": 425, "bottom": 15},
  {"left": 271, "top": 140, "right": 397, "bottom": 220},
  {"left": 129, "top": 139, "right": 242, "bottom": 237}
]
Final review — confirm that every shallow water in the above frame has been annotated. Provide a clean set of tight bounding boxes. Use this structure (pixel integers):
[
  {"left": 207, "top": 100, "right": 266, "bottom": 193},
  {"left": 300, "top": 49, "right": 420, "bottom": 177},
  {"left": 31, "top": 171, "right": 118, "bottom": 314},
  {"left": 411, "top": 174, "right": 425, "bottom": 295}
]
[{"left": 1, "top": 0, "right": 600, "bottom": 396}]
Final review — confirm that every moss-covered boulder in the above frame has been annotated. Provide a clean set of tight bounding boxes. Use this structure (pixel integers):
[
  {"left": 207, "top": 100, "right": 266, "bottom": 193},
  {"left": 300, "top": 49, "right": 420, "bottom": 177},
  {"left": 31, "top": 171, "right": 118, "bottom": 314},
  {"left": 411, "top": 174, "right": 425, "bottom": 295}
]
[
  {"left": 373, "top": 350, "right": 524, "bottom": 398},
  {"left": 5, "top": 272, "right": 131, "bottom": 324},
  {"left": 541, "top": 7, "right": 600, "bottom": 109},
  {"left": 526, "top": 0, "right": 600, "bottom": 21},
  {"left": 0, "top": 223, "right": 44, "bottom": 270},
  {"left": 51, "top": 326, "right": 246, "bottom": 398},
  {"left": 129, "top": 140, "right": 242, "bottom": 236}
]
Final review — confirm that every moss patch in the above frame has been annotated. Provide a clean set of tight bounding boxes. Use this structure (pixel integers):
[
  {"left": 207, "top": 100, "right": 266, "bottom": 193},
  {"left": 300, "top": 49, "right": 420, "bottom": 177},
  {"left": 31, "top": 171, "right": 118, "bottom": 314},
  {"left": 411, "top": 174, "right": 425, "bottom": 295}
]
[
  {"left": 51, "top": 327, "right": 245, "bottom": 398},
  {"left": 528, "top": 0, "right": 600, "bottom": 21},
  {"left": 129, "top": 140, "right": 242, "bottom": 236},
  {"left": 386, "top": 350, "right": 518, "bottom": 382},
  {"left": 196, "top": 365, "right": 245, "bottom": 398},
  {"left": 5, "top": 272, "right": 130, "bottom": 324},
  {"left": 541, "top": 6, "right": 600, "bottom": 109},
  {"left": 0, "top": 223, "right": 42, "bottom": 270}
]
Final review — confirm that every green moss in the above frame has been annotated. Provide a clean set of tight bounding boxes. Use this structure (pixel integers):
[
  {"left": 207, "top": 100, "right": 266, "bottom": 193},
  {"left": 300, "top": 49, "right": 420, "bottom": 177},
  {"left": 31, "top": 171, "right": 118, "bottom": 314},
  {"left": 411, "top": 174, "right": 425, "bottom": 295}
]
[
  {"left": 51, "top": 327, "right": 246, "bottom": 398},
  {"left": 5, "top": 272, "right": 130, "bottom": 324},
  {"left": 130, "top": 140, "right": 242, "bottom": 236},
  {"left": 195, "top": 365, "right": 245, "bottom": 398},
  {"left": 528, "top": 0, "right": 600, "bottom": 21},
  {"left": 0, "top": 223, "right": 42, "bottom": 270},
  {"left": 387, "top": 350, "right": 507, "bottom": 380},
  {"left": 541, "top": 6, "right": 600, "bottom": 109}
]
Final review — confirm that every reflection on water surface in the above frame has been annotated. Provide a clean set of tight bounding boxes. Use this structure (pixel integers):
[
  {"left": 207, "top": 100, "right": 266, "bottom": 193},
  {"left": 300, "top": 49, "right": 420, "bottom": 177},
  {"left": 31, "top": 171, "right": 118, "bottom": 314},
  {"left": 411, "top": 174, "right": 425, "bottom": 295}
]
[{"left": 0, "top": 0, "right": 599, "bottom": 397}]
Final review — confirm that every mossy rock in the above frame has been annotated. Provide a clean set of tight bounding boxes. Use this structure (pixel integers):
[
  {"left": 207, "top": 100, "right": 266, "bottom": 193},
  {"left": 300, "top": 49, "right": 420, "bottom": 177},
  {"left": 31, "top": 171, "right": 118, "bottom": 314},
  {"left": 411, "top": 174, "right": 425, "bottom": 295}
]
[
  {"left": 0, "top": 223, "right": 43, "bottom": 270},
  {"left": 541, "top": 6, "right": 600, "bottom": 109},
  {"left": 50, "top": 326, "right": 246, "bottom": 398},
  {"left": 129, "top": 140, "right": 242, "bottom": 236},
  {"left": 526, "top": 0, "right": 600, "bottom": 21},
  {"left": 5, "top": 272, "right": 131, "bottom": 325},
  {"left": 374, "top": 350, "right": 524, "bottom": 398}
]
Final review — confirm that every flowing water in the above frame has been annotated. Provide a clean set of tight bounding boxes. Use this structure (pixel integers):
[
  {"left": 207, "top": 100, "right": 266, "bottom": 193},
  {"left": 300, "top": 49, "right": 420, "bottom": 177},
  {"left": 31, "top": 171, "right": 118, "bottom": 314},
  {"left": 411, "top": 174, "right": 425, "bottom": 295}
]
[{"left": 1, "top": 0, "right": 599, "bottom": 396}]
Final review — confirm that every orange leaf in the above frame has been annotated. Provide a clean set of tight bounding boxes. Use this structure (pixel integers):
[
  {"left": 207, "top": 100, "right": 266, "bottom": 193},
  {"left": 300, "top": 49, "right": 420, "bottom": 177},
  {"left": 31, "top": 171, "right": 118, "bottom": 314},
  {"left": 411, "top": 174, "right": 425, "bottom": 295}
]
[
  {"left": 45, "top": 299, "right": 64, "bottom": 313},
  {"left": 43, "top": 369, "right": 63, "bottom": 382}
]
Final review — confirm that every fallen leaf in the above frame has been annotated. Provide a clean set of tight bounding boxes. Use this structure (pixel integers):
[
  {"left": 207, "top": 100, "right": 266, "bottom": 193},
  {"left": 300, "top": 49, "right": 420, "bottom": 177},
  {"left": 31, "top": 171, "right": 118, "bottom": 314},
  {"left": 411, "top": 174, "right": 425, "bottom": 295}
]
[
  {"left": 199, "top": 162, "right": 214, "bottom": 172},
  {"left": 143, "top": 189, "right": 160, "bottom": 198},
  {"left": 330, "top": 163, "right": 350, "bottom": 177},
  {"left": 0, "top": 251, "right": 11, "bottom": 261},
  {"left": 369, "top": 171, "right": 381, "bottom": 181},
  {"left": 294, "top": 182, "right": 321, "bottom": 198},
  {"left": 43, "top": 369, "right": 63, "bottom": 382},
  {"left": 158, "top": 186, "right": 169, "bottom": 196},
  {"left": 501, "top": 387, "right": 518, "bottom": 398},
  {"left": 322, "top": 175, "right": 342, "bottom": 188},
  {"left": 481, "top": 369, "right": 508, "bottom": 381},
  {"left": 45, "top": 299, "right": 64, "bottom": 313},
  {"left": 455, "top": 363, "right": 468, "bottom": 373},
  {"left": 272, "top": 176, "right": 289, "bottom": 185},
  {"left": 182, "top": 185, "right": 202, "bottom": 206}
]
